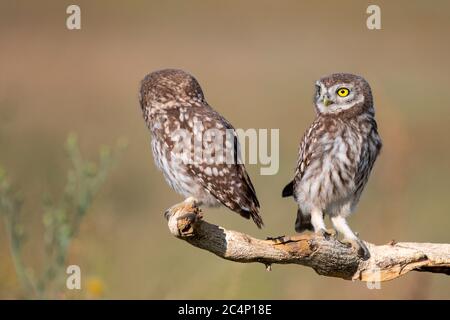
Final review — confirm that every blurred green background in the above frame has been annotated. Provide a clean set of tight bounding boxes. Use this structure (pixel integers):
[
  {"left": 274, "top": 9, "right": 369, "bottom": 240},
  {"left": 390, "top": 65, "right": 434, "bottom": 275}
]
[{"left": 1, "top": 0, "right": 449, "bottom": 299}]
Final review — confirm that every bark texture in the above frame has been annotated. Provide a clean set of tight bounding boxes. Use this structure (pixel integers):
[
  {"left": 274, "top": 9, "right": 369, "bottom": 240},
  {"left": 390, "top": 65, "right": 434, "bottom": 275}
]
[{"left": 166, "top": 202, "right": 450, "bottom": 282}]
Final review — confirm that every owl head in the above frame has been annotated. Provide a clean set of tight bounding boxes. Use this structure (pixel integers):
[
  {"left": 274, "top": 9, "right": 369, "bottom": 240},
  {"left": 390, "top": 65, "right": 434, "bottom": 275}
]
[
  {"left": 139, "top": 69, "right": 205, "bottom": 111},
  {"left": 314, "top": 73, "right": 373, "bottom": 116}
]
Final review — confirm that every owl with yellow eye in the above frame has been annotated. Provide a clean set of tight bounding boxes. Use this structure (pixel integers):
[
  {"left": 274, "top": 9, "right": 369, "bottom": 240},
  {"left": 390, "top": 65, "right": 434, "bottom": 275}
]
[{"left": 282, "top": 73, "right": 382, "bottom": 260}]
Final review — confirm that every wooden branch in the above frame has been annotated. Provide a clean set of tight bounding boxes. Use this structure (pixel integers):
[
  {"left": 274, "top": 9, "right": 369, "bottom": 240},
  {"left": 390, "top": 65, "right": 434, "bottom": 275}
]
[{"left": 165, "top": 202, "right": 450, "bottom": 282}]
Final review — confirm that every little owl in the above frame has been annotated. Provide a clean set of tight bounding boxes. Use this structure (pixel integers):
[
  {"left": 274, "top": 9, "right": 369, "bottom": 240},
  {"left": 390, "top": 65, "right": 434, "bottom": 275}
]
[
  {"left": 282, "top": 73, "right": 382, "bottom": 259},
  {"left": 139, "top": 69, "right": 263, "bottom": 228}
]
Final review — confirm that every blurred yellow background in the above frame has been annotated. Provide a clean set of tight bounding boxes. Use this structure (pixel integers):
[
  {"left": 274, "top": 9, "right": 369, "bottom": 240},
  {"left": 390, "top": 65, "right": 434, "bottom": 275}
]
[{"left": 1, "top": 0, "right": 449, "bottom": 299}]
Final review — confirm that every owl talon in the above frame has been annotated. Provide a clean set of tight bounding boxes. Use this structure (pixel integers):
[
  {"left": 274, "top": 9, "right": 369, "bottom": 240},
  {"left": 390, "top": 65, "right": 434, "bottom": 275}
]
[
  {"left": 340, "top": 238, "right": 370, "bottom": 260},
  {"left": 164, "top": 204, "right": 183, "bottom": 220},
  {"left": 316, "top": 229, "right": 332, "bottom": 240},
  {"left": 326, "top": 228, "right": 337, "bottom": 238},
  {"left": 164, "top": 198, "right": 199, "bottom": 221},
  {"left": 266, "top": 235, "right": 290, "bottom": 243},
  {"left": 163, "top": 209, "right": 172, "bottom": 221},
  {"left": 164, "top": 203, "right": 181, "bottom": 220}
]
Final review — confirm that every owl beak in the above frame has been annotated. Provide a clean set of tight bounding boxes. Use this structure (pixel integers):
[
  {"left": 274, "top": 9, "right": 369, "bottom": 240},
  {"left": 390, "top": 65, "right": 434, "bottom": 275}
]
[{"left": 323, "top": 97, "right": 333, "bottom": 107}]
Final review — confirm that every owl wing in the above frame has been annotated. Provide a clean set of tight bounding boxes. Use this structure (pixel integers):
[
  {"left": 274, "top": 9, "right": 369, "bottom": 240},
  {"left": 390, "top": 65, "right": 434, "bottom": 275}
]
[
  {"left": 353, "top": 122, "right": 382, "bottom": 199},
  {"left": 282, "top": 120, "right": 322, "bottom": 232},
  {"left": 282, "top": 119, "right": 320, "bottom": 198},
  {"left": 176, "top": 104, "right": 263, "bottom": 228}
]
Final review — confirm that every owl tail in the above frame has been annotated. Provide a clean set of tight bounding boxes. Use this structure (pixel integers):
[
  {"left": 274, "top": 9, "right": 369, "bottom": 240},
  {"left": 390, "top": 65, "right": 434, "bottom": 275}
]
[
  {"left": 295, "top": 208, "right": 313, "bottom": 233},
  {"left": 282, "top": 181, "right": 294, "bottom": 197},
  {"left": 240, "top": 208, "right": 264, "bottom": 229}
]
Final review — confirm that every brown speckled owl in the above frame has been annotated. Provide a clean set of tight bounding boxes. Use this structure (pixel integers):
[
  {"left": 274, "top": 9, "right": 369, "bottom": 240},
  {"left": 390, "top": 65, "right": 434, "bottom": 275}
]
[
  {"left": 282, "top": 73, "right": 382, "bottom": 259},
  {"left": 139, "top": 69, "right": 263, "bottom": 228}
]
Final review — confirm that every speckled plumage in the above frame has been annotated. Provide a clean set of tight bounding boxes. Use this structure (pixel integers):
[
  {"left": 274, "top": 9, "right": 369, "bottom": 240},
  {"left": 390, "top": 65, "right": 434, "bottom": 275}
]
[
  {"left": 139, "top": 69, "right": 263, "bottom": 228},
  {"left": 282, "top": 73, "right": 382, "bottom": 259}
]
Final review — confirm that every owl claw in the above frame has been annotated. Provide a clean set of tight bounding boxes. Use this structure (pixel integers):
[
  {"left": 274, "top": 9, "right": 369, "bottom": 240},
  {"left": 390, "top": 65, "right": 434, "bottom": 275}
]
[
  {"left": 316, "top": 229, "right": 332, "bottom": 240},
  {"left": 326, "top": 228, "right": 337, "bottom": 238},
  {"left": 266, "top": 235, "right": 290, "bottom": 243},
  {"left": 340, "top": 238, "right": 370, "bottom": 260},
  {"left": 164, "top": 205, "right": 183, "bottom": 220},
  {"left": 164, "top": 198, "right": 199, "bottom": 221},
  {"left": 163, "top": 208, "right": 172, "bottom": 220}
]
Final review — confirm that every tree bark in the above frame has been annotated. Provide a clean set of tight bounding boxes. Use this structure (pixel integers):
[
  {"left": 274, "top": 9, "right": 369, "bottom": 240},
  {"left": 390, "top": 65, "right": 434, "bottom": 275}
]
[{"left": 165, "top": 202, "right": 450, "bottom": 282}]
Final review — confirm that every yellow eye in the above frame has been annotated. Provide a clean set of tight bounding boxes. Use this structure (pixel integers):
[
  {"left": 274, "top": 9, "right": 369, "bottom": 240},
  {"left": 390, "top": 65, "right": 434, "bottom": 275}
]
[{"left": 337, "top": 88, "right": 350, "bottom": 97}]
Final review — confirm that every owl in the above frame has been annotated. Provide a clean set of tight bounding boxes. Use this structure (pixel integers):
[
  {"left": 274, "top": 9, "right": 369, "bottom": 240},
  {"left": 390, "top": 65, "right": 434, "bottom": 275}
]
[
  {"left": 139, "top": 69, "right": 263, "bottom": 228},
  {"left": 282, "top": 73, "right": 382, "bottom": 259}
]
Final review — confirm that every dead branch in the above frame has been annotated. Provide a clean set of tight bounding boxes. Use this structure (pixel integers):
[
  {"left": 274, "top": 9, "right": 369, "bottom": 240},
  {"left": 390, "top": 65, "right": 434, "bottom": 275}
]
[{"left": 165, "top": 202, "right": 450, "bottom": 282}]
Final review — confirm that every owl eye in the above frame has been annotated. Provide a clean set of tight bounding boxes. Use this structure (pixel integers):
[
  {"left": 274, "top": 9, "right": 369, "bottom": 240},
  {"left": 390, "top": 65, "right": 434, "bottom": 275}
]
[{"left": 336, "top": 87, "right": 350, "bottom": 97}]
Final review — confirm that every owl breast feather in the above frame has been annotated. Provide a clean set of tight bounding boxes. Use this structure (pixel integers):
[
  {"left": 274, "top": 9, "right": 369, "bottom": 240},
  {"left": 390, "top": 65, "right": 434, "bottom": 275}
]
[{"left": 294, "top": 118, "right": 378, "bottom": 214}]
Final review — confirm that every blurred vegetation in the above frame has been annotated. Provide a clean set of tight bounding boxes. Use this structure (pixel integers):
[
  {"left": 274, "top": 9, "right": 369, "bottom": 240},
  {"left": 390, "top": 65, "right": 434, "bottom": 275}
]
[{"left": 0, "top": 135, "right": 126, "bottom": 298}]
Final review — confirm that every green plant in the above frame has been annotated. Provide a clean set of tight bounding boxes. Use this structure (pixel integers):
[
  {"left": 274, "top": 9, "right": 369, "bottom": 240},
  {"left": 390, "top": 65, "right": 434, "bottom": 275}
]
[{"left": 0, "top": 134, "right": 127, "bottom": 298}]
